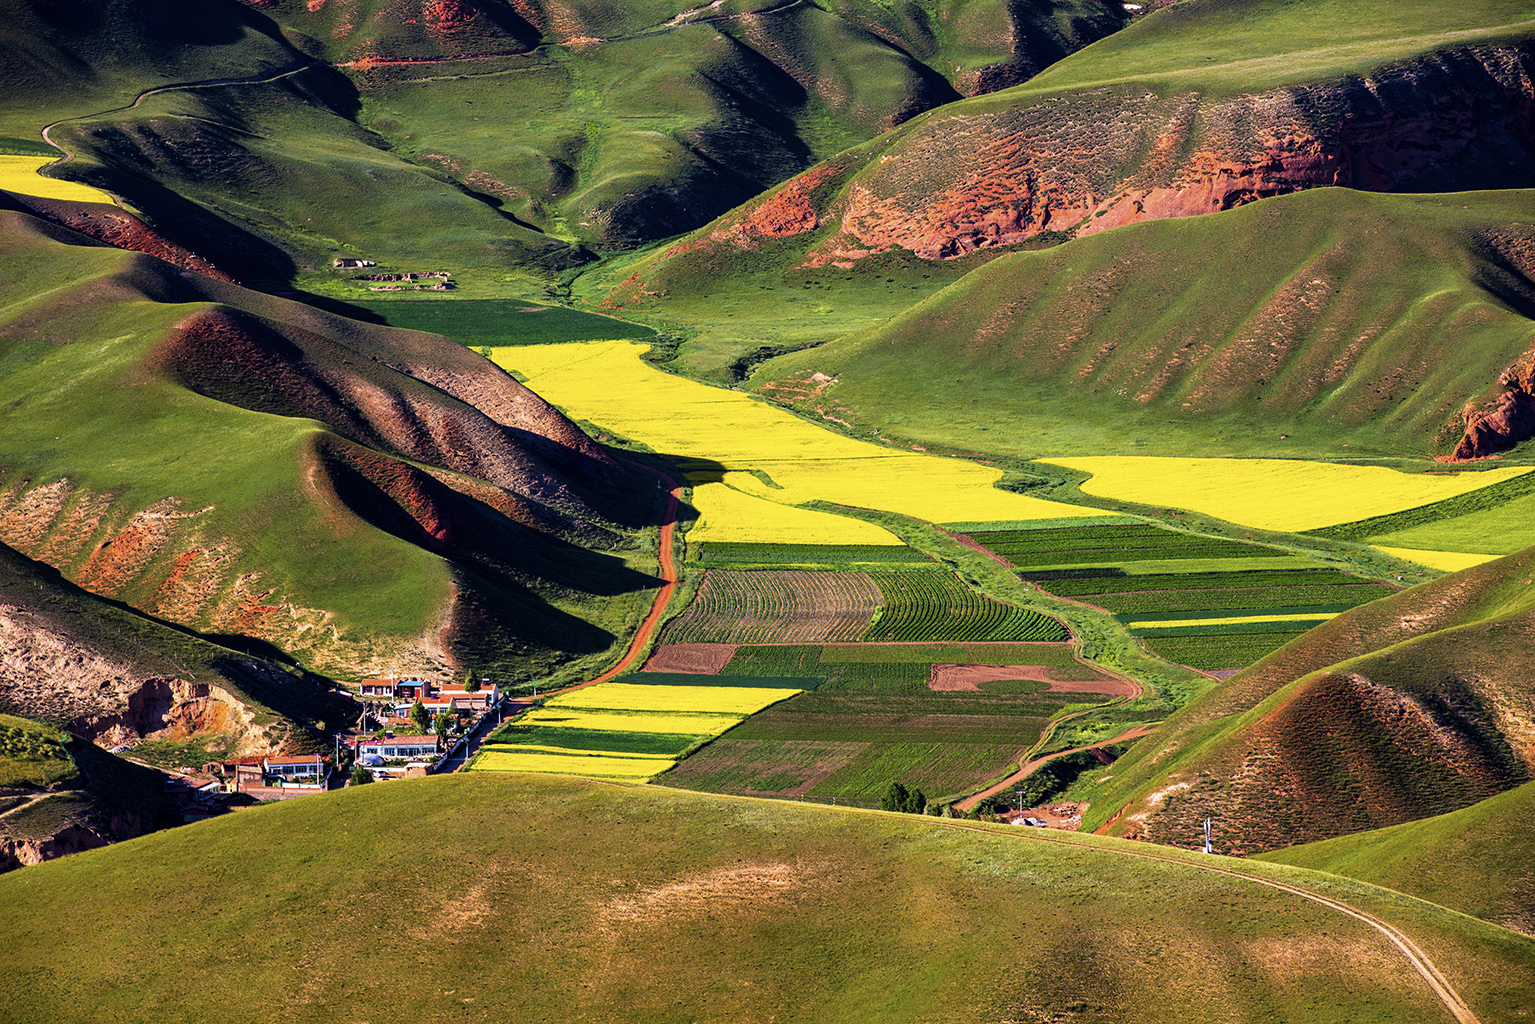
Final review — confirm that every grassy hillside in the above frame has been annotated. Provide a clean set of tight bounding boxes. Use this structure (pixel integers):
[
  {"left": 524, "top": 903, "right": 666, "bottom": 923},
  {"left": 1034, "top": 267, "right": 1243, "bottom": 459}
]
[
  {"left": 0, "top": 713, "right": 176, "bottom": 871},
  {"left": 1077, "top": 547, "right": 1535, "bottom": 853},
  {"left": 1258, "top": 780, "right": 1535, "bottom": 936},
  {"left": 0, "top": 773, "right": 1530, "bottom": 1022},
  {"left": 579, "top": 0, "right": 1535, "bottom": 379},
  {"left": 0, "top": 0, "right": 1124, "bottom": 286},
  {"left": 0, "top": 208, "right": 663, "bottom": 685},
  {"left": 0, "top": 538, "right": 355, "bottom": 762},
  {"left": 747, "top": 189, "right": 1535, "bottom": 460}
]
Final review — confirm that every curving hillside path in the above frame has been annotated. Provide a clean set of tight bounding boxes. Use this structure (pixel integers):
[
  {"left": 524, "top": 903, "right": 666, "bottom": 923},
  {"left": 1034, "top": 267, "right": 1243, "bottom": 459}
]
[
  {"left": 955, "top": 721, "right": 1154, "bottom": 814},
  {"left": 549, "top": 462, "right": 683, "bottom": 696},
  {"left": 942, "top": 820, "right": 1481, "bottom": 1024}
]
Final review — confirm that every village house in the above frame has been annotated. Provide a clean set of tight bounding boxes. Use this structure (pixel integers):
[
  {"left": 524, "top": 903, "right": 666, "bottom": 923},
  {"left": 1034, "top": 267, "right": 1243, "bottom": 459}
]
[
  {"left": 423, "top": 683, "right": 499, "bottom": 713},
  {"left": 356, "top": 677, "right": 431, "bottom": 700},
  {"left": 357, "top": 734, "right": 443, "bottom": 763},
  {"left": 220, "top": 754, "right": 332, "bottom": 800}
]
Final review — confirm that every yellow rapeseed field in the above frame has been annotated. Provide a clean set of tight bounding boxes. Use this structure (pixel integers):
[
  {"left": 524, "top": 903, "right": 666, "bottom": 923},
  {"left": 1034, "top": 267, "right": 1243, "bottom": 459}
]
[
  {"left": 547, "top": 682, "right": 800, "bottom": 716},
  {"left": 0, "top": 155, "right": 115, "bottom": 204},
  {"left": 492, "top": 341, "right": 1112, "bottom": 543},
  {"left": 469, "top": 749, "right": 673, "bottom": 778},
  {"left": 1127, "top": 612, "right": 1338, "bottom": 629},
  {"left": 688, "top": 478, "right": 900, "bottom": 544},
  {"left": 1039, "top": 457, "right": 1531, "bottom": 532},
  {"left": 518, "top": 707, "right": 741, "bottom": 735},
  {"left": 1371, "top": 546, "right": 1503, "bottom": 572},
  {"left": 481, "top": 743, "right": 676, "bottom": 760}
]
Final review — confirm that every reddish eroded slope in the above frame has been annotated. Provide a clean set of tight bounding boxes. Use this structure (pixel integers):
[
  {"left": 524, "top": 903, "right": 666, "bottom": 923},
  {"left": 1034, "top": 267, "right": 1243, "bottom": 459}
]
[
  {"left": 622, "top": 43, "right": 1535, "bottom": 278},
  {"left": 0, "top": 208, "right": 661, "bottom": 680},
  {"left": 149, "top": 304, "right": 627, "bottom": 522},
  {"left": 0, "top": 192, "right": 235, "bottom": 282},
  {"left": 1091, "top": 549, "right": 1535, "bottom": 854}
]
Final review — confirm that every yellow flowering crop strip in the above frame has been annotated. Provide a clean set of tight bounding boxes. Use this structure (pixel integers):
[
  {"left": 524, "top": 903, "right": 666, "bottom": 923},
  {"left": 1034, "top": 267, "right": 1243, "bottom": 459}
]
[
  {"left": 492, "top": 340, "right": 1111, "bottom": 543},
  {"left": 1370, "top": 546, "right": 1502, "bottom": 573},
  {"left": 1039, "top": 456, "right": 1531, "bottom": 533},
  {"left": 470, "top": 749, "right": 674, "bottom": 778},
  {"left": 480, "top": 742, "right": 677, "bottom": 760},
  {"left": 0, "top": 156, "right": 115, "bottom": 204},
  {"left": 546, "top": 682, "right": 800, "bottom": 716},
  {"left": 518, "top": 707, "right": 744, "bottom": 735},
  {"left": 688, "top": 479, "right": 901, "bottom": 545},
  {"left": 1127, "top": 612, "right": 1339, "bottom": 630}
]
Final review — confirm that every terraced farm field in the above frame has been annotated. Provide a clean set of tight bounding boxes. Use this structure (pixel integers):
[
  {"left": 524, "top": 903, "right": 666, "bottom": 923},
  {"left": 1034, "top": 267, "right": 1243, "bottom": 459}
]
[
  {"left": 661, "top": 569, "right": 1067, "bottom": 645},
  {"left": 656, "top": 686, "right": 1089, "bottom": 807},
  {"left": 692, "top": 542, "right": 935, "bottom": 569},
  {"left": 649, "top": 641, "right": 1130, "bottom": 805},
  {"left": 968, "top": 523, "right": 1399, "bottom": 671},
  {"left": 662, "top": 570, "right": 882, "bottom": 644},
  {"left": 468, "top": 676, "right": 801, "bottom": 780}
]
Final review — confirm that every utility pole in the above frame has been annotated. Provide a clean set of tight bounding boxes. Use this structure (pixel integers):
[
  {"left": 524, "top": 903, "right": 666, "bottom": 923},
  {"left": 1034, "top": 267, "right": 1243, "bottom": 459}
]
[
  {"left": 1016, "top": 788, "right": 1026, "bottom": 818},
  {"left": 1203, "top": 817, "right": 1213, "bottom": 854}
]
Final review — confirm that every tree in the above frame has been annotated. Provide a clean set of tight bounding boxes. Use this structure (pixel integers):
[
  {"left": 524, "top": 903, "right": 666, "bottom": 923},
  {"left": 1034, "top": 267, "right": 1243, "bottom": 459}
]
[
  {"left": 350, "top": 763, "right": 374, "bottom": 786},
  {"left": 434, "top": 711, "right": 454, "bottom": 737},
  {"left": 462, "top": 670, "right": 481, "bottom": 693},
  {"left": 409, "top": 699, "right": 430, "bottom": 735},
  {"left": 880, "top": 781, "right": 927, "bottom": 815}
]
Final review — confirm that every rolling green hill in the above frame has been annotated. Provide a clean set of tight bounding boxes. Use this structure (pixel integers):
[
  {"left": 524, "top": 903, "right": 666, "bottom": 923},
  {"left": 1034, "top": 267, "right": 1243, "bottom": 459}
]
[
  {"left": 0, "top": 773, "right": 1530, "bottom": 1022},
  {"left": 0, "top": 0, "right": 1125, "bottom": 287},
  {"left": 579, "top": 0, "right": 1535, "bottom": 383},
  {"left": 1258, "top": 780, "right": 1535, "bottom": 936},
  {"left": 749, "top": 188, "right": 1535, "bottom": 460},
  {"left": 1077, "top": 547, "right": 1535, "bottom": 854},
  {"left": 0, "top": 206, "right": 663, "bottom": 687}
]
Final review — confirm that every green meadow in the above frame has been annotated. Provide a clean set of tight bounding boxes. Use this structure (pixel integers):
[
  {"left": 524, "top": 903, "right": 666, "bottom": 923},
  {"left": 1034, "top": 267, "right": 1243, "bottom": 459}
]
[{"left": 3, "top": 774, "right": 1529, "bottom": 1023}]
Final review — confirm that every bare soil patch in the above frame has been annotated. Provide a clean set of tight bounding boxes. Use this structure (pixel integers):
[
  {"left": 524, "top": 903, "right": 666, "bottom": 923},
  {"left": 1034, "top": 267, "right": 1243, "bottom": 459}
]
[
  {"left": 640, "top": 643, "right": 737, "bottom": 675},
  {"left": 929, "top": 664, "right": 1137, "bottom": 696}
]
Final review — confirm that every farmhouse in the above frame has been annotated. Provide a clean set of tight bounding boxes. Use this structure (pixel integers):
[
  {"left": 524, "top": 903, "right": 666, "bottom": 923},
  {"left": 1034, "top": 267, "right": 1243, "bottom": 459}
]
[
  {"left": 423, "top": 683, "right": 499, "bottom": 713},
  {"left": 357, "top": 678, "right": 431, "bottom": 700},
  {"left": 358, "top": 735, "right": 443, "bottom": 762},
  {"left": 226, "top": 754, "right": 332, "bottom": 800}
]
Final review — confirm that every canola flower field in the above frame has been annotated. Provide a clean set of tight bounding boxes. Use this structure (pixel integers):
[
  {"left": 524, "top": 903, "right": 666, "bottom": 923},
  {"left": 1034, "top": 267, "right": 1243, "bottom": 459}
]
[
  {"left": 0, "top": 155, "right": 115, "bottom": 204},
  {"left": 468, "top": 678, "right": 802, "bottom": 780},
  {"left": 491, "top": 341, "right": 1114, "bottom": 545},
  {"left": 1040, "top": 456, "right": 1529, "bottom": 533}
]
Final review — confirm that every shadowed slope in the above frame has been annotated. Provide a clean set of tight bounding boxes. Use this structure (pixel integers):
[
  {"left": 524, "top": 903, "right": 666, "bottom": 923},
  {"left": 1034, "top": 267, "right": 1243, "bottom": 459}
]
[
  {"left": 0, "top": 207, "right": 661, "bottom": 682},
  {"left": 1082, "top": 549, "right": 1535, "bottom": 854}
]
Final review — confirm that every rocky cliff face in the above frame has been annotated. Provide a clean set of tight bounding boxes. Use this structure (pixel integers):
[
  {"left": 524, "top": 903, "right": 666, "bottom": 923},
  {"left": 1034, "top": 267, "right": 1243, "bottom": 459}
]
[{"left": 653, "top": 43, "right": 1535, "bottom": 273}]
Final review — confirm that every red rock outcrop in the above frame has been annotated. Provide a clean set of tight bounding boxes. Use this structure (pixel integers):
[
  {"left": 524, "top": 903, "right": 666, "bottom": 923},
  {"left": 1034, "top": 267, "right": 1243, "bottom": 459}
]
[{"left": 653, "top": 43, "right": 1535, "bottom": 275}]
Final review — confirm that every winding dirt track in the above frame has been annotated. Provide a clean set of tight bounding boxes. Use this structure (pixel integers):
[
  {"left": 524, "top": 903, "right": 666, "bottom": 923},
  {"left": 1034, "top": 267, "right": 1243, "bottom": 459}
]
[
  {"left": 943, "top": 820, "right": 1481, "bottom": 1024},
  {"left": 551, "top": 463, "right": 682, "bottom": 696}
]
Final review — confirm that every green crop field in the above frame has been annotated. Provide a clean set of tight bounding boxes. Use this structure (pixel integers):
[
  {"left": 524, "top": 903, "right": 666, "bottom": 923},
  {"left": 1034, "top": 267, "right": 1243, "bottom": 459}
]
[
  {"left": 690, "top": 542, "right": 934, "bottom": 569},
  {"left": 960, "top": 523, "right": 1396, "bottom": 671},
  {"left": 865, "top": 571, "right": 1067, "bottom": 642},
  {"left": 345, "top": 298, "right": 657, "bottom": 347},
  {"left": 660, "top": 683, "right": 1102, "bottom": 806}
]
